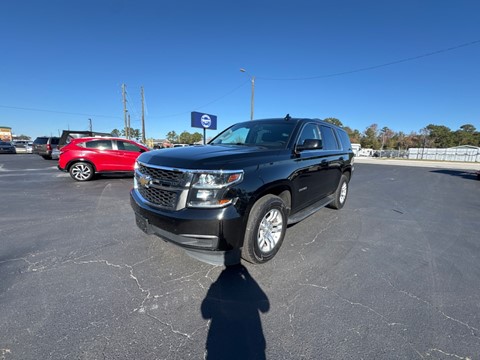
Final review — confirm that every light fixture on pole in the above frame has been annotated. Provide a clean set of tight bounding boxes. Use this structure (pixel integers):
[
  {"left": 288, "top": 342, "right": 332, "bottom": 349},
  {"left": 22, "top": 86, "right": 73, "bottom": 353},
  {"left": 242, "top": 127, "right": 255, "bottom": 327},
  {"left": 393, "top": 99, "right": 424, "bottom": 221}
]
[{"left": 240, "top": 68, "right": 255, "bottom": 120}]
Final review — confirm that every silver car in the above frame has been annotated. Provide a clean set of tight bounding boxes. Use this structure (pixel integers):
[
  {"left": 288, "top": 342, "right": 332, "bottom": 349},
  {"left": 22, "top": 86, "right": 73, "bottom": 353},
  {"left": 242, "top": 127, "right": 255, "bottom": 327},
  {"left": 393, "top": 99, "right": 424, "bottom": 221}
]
[
  {"left": 51, "top": 146, "right": 61, "bottom": 160},
  {"left": 25, "top": 141, "right": 33, "bottom": 153}
]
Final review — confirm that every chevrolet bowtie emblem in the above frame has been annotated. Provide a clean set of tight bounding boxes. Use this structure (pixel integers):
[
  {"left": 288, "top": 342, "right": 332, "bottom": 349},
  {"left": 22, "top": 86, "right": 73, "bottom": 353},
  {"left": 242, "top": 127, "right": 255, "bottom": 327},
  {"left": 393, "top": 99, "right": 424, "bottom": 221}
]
[{"left": 139, "top": 174, "right": 152, "bottom": 188}]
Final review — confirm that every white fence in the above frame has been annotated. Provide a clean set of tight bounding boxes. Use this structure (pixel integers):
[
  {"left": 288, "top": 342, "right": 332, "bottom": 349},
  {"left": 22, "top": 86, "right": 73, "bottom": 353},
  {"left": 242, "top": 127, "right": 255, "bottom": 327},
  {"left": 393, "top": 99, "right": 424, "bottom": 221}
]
[{"left": 408, "top": 148, "right": 480, "bottom": 162}]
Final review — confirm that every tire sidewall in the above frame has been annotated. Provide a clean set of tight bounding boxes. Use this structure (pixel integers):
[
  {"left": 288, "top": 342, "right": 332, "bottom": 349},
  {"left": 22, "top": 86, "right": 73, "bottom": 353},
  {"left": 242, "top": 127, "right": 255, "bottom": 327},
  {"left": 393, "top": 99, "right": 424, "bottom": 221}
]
[
  {"left": 335, "top": 175, "right": 348, "bottom": 209},
  {"left": 244, "top": 195, "right": 287, "bottom": 263}
]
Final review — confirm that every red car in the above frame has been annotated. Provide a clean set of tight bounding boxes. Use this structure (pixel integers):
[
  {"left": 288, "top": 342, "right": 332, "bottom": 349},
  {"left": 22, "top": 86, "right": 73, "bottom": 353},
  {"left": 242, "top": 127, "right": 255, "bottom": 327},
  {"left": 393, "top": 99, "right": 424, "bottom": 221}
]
[{"left": 58, "top": 137, "right": 149, "bottom": 181}]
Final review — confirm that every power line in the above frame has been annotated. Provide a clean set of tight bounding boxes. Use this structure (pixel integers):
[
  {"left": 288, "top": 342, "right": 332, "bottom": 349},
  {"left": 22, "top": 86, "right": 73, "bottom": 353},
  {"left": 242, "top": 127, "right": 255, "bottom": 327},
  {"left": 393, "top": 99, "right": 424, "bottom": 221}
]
[
  {"left": 257, "top": 39, "right": 480, "bottom": 81},
  {"left": 2, "top": 40, "right": 478, "bottom": 122},
  {"left": 154, "top": 80, "right": 249, "bottom": 119}
]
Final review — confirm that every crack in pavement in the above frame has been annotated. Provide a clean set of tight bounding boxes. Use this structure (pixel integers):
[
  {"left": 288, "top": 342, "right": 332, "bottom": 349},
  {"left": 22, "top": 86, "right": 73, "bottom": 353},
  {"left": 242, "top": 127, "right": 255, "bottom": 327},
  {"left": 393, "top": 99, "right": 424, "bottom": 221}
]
[{"left": 382, "top": 276, "right": 479, "bottom": 338}]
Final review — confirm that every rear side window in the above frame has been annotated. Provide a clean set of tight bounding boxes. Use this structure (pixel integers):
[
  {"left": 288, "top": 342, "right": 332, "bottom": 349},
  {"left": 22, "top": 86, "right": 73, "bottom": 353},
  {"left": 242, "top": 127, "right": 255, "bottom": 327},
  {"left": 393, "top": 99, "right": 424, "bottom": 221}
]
[
  {"left": 84, "top": 140, "right": 113, "bottom": 150},
  {"left": 320, "top": 126, "right": 340, "bottom": 150},
  {"left": 335, "top": 129, "right": 352, "bottom": 151},
  {"left": 34, "top": 137, "right": 48, "bottom": 144},
  {"left": 117, "top": 140, "right": 144, "bottom": 152}
]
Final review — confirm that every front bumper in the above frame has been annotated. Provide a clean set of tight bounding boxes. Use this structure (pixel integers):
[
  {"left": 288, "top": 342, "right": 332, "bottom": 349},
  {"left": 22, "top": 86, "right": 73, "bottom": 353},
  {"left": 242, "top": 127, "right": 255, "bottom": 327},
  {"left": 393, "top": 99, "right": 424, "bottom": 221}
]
[{"left": 130, "top": 189, "right": 246, "bottom": 256}]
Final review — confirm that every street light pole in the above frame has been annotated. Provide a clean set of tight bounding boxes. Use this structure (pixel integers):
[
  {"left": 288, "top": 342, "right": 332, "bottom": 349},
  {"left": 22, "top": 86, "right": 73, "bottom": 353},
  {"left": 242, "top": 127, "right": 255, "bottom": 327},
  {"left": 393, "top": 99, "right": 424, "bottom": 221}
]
[{"left": 240, "top": 68, "right": 255, "bottom": 120}]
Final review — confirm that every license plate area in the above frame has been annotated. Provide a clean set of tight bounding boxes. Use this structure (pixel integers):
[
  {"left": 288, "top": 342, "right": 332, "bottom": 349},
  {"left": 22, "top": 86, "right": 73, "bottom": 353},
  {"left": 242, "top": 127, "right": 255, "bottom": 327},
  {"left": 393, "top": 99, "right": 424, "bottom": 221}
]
[{"left": 135, "top": 214, "right": 152, "bottom": 234}]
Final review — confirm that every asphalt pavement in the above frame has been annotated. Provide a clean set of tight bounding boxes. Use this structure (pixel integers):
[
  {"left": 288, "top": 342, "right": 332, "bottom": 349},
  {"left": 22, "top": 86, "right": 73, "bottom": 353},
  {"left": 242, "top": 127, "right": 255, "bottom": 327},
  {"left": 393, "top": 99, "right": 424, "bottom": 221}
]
[{"left": 1, "top": 154, "right": 479, "bottom": 359}]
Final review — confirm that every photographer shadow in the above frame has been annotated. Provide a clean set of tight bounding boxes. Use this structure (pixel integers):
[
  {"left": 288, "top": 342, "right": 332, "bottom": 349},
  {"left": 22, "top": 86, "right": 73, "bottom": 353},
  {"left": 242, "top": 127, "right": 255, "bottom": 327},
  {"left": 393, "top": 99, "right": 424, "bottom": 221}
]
[{"left": 201, "top": 261, "right": 270, "bottom": 360}]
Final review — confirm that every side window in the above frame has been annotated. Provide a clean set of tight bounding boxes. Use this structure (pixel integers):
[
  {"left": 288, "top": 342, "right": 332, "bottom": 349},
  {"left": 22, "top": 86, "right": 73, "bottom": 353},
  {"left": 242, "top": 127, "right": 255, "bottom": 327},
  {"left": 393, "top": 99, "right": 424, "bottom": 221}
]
[
  {"left": 336, "top": 129, "right": 352, "bottom": 150},
  {"left": 320, "top": 126, "right": 340, "bottom": 150},
  {"left": 85, "top": 140, "right": 113, "bottom": 150},
  {"left": 297, "top": 123, "right": 322, "bottom": 146},
  {"left": 117, "top": 141, "right": 143, "bottom": 152}
]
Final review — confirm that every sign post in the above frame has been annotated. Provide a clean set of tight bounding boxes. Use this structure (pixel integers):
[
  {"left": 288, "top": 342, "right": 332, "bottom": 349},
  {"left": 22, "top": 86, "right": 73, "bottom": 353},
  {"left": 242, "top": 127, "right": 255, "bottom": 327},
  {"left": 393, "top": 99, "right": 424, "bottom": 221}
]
[{"left": 191, "top": 112, "right": 217, "bottom": 144}]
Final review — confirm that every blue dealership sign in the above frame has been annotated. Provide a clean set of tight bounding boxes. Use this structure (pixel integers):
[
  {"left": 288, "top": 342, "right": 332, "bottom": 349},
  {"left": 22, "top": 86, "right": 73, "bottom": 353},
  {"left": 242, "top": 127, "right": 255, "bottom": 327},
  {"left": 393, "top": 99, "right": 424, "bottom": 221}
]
[{"left": 191, "top": 112, "right": 217, "bottom": 130}]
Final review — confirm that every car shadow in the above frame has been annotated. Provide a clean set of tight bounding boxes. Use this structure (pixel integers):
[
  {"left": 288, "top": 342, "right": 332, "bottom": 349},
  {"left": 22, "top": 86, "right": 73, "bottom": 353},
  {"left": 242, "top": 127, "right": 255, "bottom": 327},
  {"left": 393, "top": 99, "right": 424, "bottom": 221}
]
[
  {"left": 201, "top": 263, "right": 270, "bottom": 360},
  {"left": 430, "top": 169, "right": 479, "bottom": 180},
  {"left": 94, "top": 173, "right": 135, "bottom": 181}
]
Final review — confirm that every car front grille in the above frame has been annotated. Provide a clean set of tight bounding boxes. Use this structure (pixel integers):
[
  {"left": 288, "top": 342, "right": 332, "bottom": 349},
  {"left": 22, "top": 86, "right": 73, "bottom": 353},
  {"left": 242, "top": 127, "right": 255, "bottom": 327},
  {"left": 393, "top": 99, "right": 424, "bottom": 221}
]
[
  {"left": 137, "top": 186, "right": 178, "bottom": 209},
  {"left": 135, "top": 163, "right": 191, "bottom": 210},
  {"left": 138, "top": 164, "right": 185, "bottom": 187}
]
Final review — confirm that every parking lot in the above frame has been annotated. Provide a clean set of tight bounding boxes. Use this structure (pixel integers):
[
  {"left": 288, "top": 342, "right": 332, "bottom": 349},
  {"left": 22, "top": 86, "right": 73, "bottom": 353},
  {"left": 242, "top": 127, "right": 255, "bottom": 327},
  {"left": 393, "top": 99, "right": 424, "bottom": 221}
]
[{"left": 1, "top": 154, "right": 479, "bottom": 359}]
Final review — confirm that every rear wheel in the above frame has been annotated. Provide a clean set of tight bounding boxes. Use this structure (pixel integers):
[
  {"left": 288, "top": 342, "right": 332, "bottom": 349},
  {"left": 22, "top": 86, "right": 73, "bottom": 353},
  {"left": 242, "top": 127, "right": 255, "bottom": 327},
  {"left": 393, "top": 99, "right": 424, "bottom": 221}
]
[
  {"left": 328, "top": 174, "right": 349, "bottom": 210},
  {"left": 69, "top": 162, "right": 94, "bottom": 181},
  {"left": 241, "top": 194, "right": 287, "bottom": 264}
]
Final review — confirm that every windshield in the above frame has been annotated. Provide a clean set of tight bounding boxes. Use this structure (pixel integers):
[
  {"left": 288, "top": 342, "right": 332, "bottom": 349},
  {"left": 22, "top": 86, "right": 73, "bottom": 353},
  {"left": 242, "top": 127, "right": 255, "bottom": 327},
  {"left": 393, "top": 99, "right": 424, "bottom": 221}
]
[{"left": 210, "top": 121, "right": 295, "bottom": 149}]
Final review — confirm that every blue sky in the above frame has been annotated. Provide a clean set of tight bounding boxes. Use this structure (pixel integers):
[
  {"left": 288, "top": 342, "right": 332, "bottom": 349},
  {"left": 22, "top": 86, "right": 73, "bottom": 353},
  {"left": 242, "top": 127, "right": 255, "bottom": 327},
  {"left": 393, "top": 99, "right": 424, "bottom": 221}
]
[{"left": 1, "top": 0, "right": 479, "bottom": 141}]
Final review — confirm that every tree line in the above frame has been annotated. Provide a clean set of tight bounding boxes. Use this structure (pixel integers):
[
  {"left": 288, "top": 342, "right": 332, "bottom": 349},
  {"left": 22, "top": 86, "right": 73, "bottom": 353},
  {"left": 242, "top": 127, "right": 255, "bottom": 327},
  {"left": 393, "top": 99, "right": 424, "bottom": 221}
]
[
  {"left": 112, "top": 127, "right": 203, "bottom": 145},
  {"left": 113, "top": 119, "right": 479, "bottom": 150},
  {"left": 324, "top": 118, "right": 480, "bottom": 150}
]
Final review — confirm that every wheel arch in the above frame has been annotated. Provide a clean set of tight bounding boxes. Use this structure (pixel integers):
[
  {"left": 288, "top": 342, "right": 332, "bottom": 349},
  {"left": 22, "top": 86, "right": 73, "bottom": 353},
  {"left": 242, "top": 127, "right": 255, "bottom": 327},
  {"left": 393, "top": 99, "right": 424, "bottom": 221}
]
[
  {"left": 243, "top": 181, "right": 293, "bottom": 225},
  {"left": 342, "top": 167, "right": 352, "bottom": 182},
  {"left": 66, "top": 159, "right": 97, "bottom": 172}
]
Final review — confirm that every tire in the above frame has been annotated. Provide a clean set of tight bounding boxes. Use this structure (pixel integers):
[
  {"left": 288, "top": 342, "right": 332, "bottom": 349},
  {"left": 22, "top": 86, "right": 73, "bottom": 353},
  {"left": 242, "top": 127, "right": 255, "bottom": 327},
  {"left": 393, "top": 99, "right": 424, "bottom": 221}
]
[
  {"left": 69, "top": 162, "right": 94, "bottom": 181},
  {"left": 241, "top": 194, "right": 287, "bottom": 264},
  {"left": 41, "top": 155, "right": 51, "bottom": 160},
  {"left": 328, "top": 174, "right": 349, "bottom": 210}
]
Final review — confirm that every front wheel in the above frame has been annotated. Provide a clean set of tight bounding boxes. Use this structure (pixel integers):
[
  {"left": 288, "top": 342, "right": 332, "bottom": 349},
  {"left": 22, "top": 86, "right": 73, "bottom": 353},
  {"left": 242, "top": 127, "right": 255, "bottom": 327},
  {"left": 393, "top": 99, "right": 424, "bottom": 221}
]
[
  {"left": 69, "top": 162, "right": 94, "bottom": 181},
  {"left": 328, "top": 174, "right": 349, "bottom": 210},
  {"left": 241, "top": 194, "right": 287, "bottom": 264}
]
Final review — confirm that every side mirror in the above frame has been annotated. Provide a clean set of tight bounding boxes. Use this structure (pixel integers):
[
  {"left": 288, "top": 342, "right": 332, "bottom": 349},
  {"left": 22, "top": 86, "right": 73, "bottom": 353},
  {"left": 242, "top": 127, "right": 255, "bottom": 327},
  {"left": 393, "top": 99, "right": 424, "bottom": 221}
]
[{"left": 296, "top": 139, "right": 322, "bottom": 151}]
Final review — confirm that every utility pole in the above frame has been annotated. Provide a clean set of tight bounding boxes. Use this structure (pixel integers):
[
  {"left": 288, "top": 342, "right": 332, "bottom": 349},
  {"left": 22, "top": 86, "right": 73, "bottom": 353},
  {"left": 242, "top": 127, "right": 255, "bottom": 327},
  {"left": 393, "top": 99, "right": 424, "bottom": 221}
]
[
  {"left": 122, "top": 84, "right": 128, "bottom": 139},
  {"left": 240, "top": 69, "right": 255, "bottom": 120},
  {"left": 88, "top": 118, "right": 92, "bottom": 132},
  {"left": 141, "top": 86, "right": 146, "bottom": 143},
  {"left": 127, "top": 114, "right": 131, "bottom": 140}
]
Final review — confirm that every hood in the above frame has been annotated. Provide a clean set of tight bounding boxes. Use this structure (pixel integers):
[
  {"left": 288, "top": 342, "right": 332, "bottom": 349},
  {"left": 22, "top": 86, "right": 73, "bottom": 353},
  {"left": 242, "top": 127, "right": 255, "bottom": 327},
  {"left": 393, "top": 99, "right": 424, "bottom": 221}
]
[{"left": 137, "top": 144, "right": 290, "bottom": 170}]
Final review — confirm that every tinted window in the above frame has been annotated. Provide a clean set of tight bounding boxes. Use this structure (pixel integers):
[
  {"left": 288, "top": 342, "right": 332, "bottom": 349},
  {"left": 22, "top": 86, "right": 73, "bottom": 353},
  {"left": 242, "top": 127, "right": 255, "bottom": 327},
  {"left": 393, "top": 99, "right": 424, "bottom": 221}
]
[
  {"left": 50, "top": 137, "right": 60, "bottom": 145},
  {"left": 320, "top": 126, "right": 340, "bottom": 150},
  {"left": 34, "top": 137, "right": 48, "bottom": 144},
  {"left": 336, "top": 129, "right": 352, "bottom": 150},
  {"left": 297, "top": 123, "right": 322, "bottom": 146},
  {"left": 85, "top": 140, "right": 113, "bottom": 150},
  {"left": 117, "top": 140, "right": 143, "bottom": 152}
]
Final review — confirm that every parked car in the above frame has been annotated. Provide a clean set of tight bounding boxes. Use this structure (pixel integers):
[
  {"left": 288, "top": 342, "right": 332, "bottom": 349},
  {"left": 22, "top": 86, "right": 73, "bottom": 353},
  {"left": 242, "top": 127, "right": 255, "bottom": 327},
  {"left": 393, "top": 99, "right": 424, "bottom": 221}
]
[
  {"left": 131, "top": 116, "right": 354, "bottom": 265},
  {"left": 0, "top": 141, "right": 16, "bottom": 154},
  {"left": 12, "top": 140, "right": 29, "bottom": 153},
  {"left": 51, "top": 146, "right": 61, "bottom": 160},
  {"left": 58, "top": 130, "right": 112, "bottom": 149},
  {"left": 58, "top": 137, "right": 149, "bottom": 181},
  {"left": 32, "top": 136, "right": 60, "bottom": 159},
  {"left": 25, "top": 141, "right": 34, "bottom": 153}
]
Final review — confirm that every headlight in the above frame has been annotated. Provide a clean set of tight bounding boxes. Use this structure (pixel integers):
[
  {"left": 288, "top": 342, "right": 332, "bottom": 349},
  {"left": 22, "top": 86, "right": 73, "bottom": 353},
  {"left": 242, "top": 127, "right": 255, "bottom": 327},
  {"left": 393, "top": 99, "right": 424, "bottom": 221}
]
[{"left": 188, "top": 170, "right": 243, "bottom": 208}]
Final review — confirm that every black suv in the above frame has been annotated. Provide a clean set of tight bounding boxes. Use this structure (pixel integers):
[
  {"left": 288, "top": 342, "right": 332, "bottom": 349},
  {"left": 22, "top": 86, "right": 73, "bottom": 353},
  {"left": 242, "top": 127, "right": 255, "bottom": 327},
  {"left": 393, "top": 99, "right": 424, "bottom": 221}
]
[
  {"left": 32, "top": 136, "right": 60, "bottom": 159},
  {"left": 130, "top": 117, "right": 354, "bottom": 265}
]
